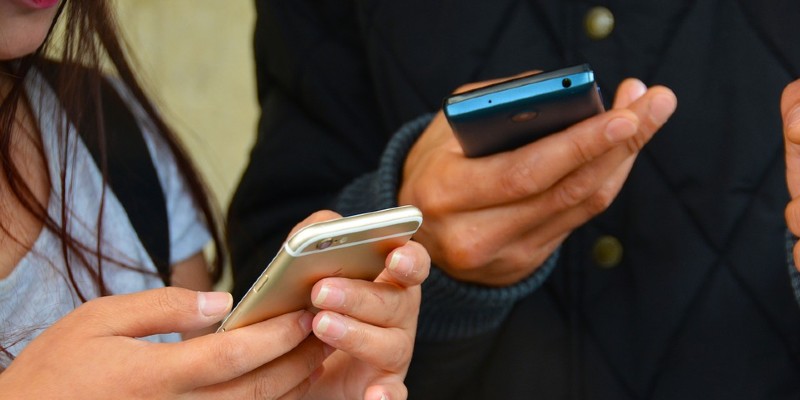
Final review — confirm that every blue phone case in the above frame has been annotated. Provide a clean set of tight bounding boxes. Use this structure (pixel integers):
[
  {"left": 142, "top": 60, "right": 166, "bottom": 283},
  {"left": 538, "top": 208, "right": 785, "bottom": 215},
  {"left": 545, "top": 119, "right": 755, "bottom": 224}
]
[{"left": 444, "top": 64, "right": 605, "bottom": 157}]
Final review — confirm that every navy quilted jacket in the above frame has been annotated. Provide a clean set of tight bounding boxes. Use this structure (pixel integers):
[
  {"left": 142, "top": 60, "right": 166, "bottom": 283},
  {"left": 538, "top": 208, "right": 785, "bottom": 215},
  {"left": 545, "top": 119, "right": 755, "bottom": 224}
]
[{"left": 229, "top": 1, "right": 800, "bottom": 398}]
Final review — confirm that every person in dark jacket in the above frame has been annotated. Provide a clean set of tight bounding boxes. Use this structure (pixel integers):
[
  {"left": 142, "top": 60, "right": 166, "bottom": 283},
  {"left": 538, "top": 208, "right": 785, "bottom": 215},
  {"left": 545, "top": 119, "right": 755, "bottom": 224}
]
[{"left": 228, "top": 1, "right": 800, "bottom": 398}]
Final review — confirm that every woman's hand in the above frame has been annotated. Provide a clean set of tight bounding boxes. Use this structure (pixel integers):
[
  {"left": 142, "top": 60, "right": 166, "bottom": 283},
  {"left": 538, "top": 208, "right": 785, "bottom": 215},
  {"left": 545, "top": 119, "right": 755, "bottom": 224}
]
[
  {"left": 290, "top": 211, "right": 431, "bottom": 400},
  {"left": 0, "top": 287, "right": 328, "bottom": 399},
  {"left": 399, "top": 76, "right": 677, "bottom": 286}
]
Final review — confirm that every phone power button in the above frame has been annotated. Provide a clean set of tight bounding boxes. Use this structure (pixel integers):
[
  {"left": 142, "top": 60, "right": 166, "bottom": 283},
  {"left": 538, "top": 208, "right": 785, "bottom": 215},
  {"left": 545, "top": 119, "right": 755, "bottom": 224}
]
[{"left": 253, "top": 274, "right": 270, "bottom": 292}]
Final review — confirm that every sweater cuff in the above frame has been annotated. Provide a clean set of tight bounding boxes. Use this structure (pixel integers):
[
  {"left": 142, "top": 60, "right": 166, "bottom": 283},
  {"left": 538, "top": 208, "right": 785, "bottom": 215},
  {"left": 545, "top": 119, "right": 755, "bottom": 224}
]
[{"left": 417, "top": 248, "right": 559, "bottom": 342}]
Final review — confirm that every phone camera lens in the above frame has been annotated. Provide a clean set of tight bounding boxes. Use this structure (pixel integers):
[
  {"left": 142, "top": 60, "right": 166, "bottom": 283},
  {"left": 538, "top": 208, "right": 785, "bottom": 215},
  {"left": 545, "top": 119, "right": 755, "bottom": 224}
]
[
  {"left": 562, "top": 78, "right": 572, "bottom": 88},
  {"left": 317, "top": 239, "right": 334, "bottom": 250},
  {"left": 511, "top": 110, "right": 539, "bottom": 123}
]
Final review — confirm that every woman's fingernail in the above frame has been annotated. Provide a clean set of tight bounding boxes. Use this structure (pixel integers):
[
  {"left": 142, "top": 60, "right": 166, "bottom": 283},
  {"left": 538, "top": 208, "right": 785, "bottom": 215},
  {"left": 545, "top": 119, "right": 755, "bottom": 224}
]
[
  {"left": 314, "top": 284, "right": 345, "bottom": 307},
  {"left": 388, "top": 251, "right": 414, "bottom": 276},
  {"left": 198, "top": 292, "right": 232, "bottom": 317},
  {"left": 604, "top": 118, "right": 637, "bottom": 142},
  {"left": 314, "top": 314, "right": 347, "bottom": 340}
]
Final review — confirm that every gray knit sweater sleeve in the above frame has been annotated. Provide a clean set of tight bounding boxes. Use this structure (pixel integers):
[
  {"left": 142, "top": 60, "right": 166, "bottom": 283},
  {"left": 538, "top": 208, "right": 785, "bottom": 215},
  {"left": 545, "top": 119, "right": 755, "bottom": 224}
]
[{"left": 334, "top": 113, "right": 559, "bottom": 342}]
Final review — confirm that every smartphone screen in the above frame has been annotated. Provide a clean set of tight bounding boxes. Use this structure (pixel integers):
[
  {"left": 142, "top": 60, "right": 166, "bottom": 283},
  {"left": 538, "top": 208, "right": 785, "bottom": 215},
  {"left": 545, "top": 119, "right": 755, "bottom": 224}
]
[
  {"left": 218, "top": 206, "right": 423, "bottom": 332},
  {"left": 444, "top": 64, "right": 605, "bottom": 157}
]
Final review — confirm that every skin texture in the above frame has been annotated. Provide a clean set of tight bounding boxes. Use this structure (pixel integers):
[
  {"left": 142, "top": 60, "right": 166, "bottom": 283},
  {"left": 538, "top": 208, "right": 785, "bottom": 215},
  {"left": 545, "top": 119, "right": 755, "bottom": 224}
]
[
  {"left": 0, "top": 0, "right": 59, "bottom": 60},
  {"left": 0, "top": 212, "right": 431, "bottom": 399},
  {"left": 782, "top": 79, "right": 800, "bottom": 270},
  {"left": 0, "top": 0, "right": 61, "bottom": 279},
  {"left": 0, "top": 2, "right": 433, "bottom": 398},
  {"left": 399, "top": 76, "right": 677, "bottom": 286}
]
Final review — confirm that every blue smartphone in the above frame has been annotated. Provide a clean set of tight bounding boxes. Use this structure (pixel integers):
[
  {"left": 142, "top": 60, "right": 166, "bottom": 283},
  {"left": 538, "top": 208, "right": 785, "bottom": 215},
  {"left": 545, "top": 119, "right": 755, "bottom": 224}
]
[{"left": 444, "top": 64, "right": 605, "bottom": 158}]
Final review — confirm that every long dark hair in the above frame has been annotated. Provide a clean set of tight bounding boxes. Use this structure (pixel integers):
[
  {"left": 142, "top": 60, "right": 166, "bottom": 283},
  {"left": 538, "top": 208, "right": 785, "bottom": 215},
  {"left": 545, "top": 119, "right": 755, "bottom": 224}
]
[{"left": 0, "top": 0, "right": 225, "bottom": 353}]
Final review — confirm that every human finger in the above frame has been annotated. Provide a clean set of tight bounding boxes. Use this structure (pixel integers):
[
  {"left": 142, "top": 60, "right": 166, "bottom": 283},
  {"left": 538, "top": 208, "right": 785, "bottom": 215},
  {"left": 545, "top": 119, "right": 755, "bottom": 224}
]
[
  {"left": 312, "top": 277, "right": 418, "bottom": 330},
  {"left": 454, "top": 166, "right": 628, "bottom": 286},
  {"left": 534, "top": 85, "right": 674, "bottom": 208},
  {"left": 427, "top": 88, "right": 672, "bottom": 252},
  {"left": 481, "top": 84, "right": 674, "bottom": 208},
  {"left": 70, "top": 287, "right": 231, "bottom": 338},
  {"left": 364, "top": 380, "right": 409, "bottom": 400},
  {"left": 781, "top": 80, "right": 800, "bottom": 197},
  {"left": 312, "top": 311, "right": 412, "bottom": 373},
  {"left": 437, "top": 153, "right": 637, "bottom": 285},
  {"left": 287, "top": 210, "right": 342, "bottom": 237},
  {"left": 161, "top": 310, "right": 315, "bottom": 391},
  {"left": 377, "top": 240, "right": 430, "bottom": 287},
  {"left": 190, "top": 336, "right": 331, "bottom": 400},
  {"left": 611, "top": 78, "right": 647, "bottom": 109},
  {"left": 786, "top": 198, "right": 800, "bottom": 236},
  {"left": 421, "top": 107, "right": 640, "bottom": 212}
]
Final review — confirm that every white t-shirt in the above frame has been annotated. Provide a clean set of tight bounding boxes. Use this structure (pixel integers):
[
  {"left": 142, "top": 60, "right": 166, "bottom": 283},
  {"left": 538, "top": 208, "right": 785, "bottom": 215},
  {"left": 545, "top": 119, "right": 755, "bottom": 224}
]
[{"left": 0, "top": 70, "right": 211, "bottom": 366}]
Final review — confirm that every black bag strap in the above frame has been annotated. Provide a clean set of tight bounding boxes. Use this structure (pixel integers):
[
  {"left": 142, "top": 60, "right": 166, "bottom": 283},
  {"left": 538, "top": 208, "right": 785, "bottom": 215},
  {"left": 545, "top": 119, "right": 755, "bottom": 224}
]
[{"left": 38, "top": 62, "right": 172, "bottom": 285}]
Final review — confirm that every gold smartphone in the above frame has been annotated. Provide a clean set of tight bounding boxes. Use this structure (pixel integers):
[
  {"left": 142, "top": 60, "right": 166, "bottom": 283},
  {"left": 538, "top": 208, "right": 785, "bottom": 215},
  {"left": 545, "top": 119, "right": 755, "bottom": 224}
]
[{"left": 218, "top": 205, "right": 423, "bottom": 332}]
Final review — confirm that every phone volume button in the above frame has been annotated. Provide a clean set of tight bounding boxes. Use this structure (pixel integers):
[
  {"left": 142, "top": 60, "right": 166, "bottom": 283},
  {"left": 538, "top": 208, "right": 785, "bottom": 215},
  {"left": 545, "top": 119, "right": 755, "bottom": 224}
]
[{"left": 253, "top": 274, "right": 269, "bottom": 292}]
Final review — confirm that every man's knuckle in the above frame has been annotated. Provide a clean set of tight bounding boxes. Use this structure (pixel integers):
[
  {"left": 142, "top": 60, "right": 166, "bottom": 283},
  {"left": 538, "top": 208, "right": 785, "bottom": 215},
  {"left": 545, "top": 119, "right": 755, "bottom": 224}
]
[
  {"left": 556, "top": 179, "right": 590, "bottom": 208},
  {"left": 443, "top": 230, "right": 490, "bottom": 270},
  {"left": 585, "top": 189, "right": 614, "bottom": 214},
  {"left": 500, "top": 162, "right": 544, "bottom": 197},
  {"left": 413, "top": 185, "right": 450, "bottom": 215},
  {"left": 568, "top": 138, "right": 595, "bottom": 165},
  {"left": 384, "top": 335, "right": 413, "bottom": 371}
]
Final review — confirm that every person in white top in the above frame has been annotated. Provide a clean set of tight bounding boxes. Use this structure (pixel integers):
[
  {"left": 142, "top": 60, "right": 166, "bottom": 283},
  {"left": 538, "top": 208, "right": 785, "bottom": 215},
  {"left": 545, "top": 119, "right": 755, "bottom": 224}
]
[{"left": 0, "top": 1, "right": 430, "bottom": 399}]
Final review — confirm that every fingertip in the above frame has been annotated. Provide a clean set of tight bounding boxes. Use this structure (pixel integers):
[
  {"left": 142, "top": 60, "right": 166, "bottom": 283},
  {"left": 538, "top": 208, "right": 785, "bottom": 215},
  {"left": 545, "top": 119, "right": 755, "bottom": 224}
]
[
  {"left": 313, "top": 312, "right": 347, "bottom": 341},
  {"left": 613, "top": 79, "right": 646, "bottom": 108},
  {"left": 365, "top": 383, "right": 407, "bottom": 400},
  {"left": 386, "top": 243, "right": 431, "bottom": 285},
  {"left": 624, "top": 78, "right": 647, "bottom": 100},
  {"left": 312, "top": 283, "right": 345, "bottom": 309},
  {"left": 648, "top": 90, "right": 678, "bottom": 125},
  {"left": 198, "top": 291, "right": 233, "bottom": 318},
  {"left": 387, "top": 250, "right": 414, "bottom": 277},
  {"left": 288, "top": 210, "right": 343, "bottom": 236}
]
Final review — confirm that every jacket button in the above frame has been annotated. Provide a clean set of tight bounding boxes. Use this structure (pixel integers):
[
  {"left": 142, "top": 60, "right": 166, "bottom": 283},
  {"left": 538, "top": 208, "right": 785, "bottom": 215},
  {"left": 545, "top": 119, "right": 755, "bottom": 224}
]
[
  {"left": 584, "top": 6, "right": 615, "bottom": 40},
  {"left": 592, "top": 235, "right": 623, "bottom": 268}
]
